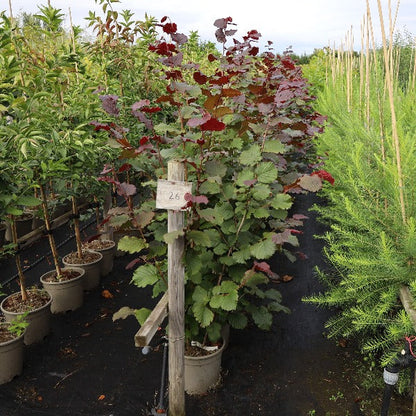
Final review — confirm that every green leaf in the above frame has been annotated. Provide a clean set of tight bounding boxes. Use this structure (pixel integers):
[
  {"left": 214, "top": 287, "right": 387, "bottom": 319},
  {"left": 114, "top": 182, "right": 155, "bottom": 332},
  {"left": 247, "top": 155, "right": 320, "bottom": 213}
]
[
  {"left": 250, "top": 237, "right": 276, "bottom": 259},
  {"left": 239, "top": 144, "right": 262, "bottom": 166},
  {"left": 199, "top": 180, "right": 221, "bottom": 195},
  {"left": 268, "top": 302, "right": 290, "bottom": 314},
  {"left": 213, "top": 243, "right": 228, "bottom": 255},
  {"left": 263, "top": 140, "right": 286, "bottom": 154},
  {"left": 256, "top": 162, "right": 278, "bottom": 184},
  {"left": 215, "top": 202, "right": 234, "bottom": 220},
  {"left": 210, "top": 281, "right": 239, "bottom": 311},
  {"left": 206, "top": 322, "right": 222, "bottom": 342},
  {"left": 187, "top": 230, "right": 211, "bottom": 247},
  {"left": 253, "top": 207, "right": 270, "bottom": 218},
  {"left": 6, "top": 207, "right": 23, "bottom": 215},
  {"left": 131, "top": 264, "right": 160, "bottom": 288},
  {"left": 135, "top": 308, "right": 152, "bottom": 325},
  {"left": 154, "top": 123, "right": 180, "bottom": 135},
  {"left": 192, "top": 304, "right": 214, "bottom": 327},
  {"left": 236, "top": 169, "right": 255, "bottom": 187},
  {"left": 113, "top": 306, "right": 143, "bottom": 322},
  {"left": 231, "top": 137, "right": 243, "bottom": 149},
  {"left": 271, "top": 193, "right": 293, "bottom": 210},
  {"left": 163, "top": 230, "right": 184, "bottom": 244},
  {"left": 148, "top": 240, "right": 166, "bottom": 257},
  {"left": 192, "top": 285, "right": 209, "bottom": 303},
  {"left": 264, "top": 289, "right": 283, "bottom": 302},
  {"left": 205, "top": 160, "right": 227, "bottom": 177},
  {"left": 118, "top": 236, "right": 148, "bottom": 254},
  {"left": 199, "top": 208, "right": 224, "bottom": 225},
  {"left": 228, "top": 312, "right": 248, "bottom": 329},
  {"left": 181, "top": 105, "right": 197, "bottom": 119},
  {"left": 17, "top": 196, "right": 41, "bottom": 207},
  {"left": 232, "top": 247, "right": 252, "bottom": 263},
  {"left": 251, "top": 183, "right": 271, "bottom": 200},
  {"left": 251, "top": 305, "right": 273, "bottom": 330}
]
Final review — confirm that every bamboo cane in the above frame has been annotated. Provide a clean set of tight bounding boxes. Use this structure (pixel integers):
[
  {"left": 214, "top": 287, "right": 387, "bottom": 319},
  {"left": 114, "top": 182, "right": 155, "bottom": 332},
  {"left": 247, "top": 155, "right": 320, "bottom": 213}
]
[{"left": 376, "top": 0, "right": 407, "bottom": 224}]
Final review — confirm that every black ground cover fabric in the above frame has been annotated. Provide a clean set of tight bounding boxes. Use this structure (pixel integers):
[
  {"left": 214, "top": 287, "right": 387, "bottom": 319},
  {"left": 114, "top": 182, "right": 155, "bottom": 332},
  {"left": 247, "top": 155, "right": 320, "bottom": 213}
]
[{"left": 0, "top": 195, "right": 411, "bottom": 415}]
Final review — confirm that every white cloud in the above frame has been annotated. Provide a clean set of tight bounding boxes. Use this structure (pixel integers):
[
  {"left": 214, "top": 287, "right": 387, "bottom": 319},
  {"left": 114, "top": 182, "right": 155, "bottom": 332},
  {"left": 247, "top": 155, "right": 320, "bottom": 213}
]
[{"left": 5, "top": 0, "right": 416, "bottom": 54}]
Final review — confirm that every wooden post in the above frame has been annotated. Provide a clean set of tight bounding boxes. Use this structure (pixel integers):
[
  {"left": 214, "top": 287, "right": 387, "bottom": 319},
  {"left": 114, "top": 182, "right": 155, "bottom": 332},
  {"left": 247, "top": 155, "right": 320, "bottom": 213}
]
[{"left": 167, "top": 161, "right": 185, "bottom": 416}]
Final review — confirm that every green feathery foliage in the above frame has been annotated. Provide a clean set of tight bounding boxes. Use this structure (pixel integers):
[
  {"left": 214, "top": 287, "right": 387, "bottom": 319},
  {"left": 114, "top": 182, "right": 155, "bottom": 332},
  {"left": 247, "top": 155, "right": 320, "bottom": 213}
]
[{"left": 303, "top": 34, "right": 416, "bottom": 384}]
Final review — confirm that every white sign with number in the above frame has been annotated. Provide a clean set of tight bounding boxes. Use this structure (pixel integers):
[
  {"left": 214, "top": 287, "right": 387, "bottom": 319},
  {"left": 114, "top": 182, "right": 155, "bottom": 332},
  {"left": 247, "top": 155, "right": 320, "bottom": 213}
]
[{"left": 156, "top": 179, "right": 193, "bottom": 210}]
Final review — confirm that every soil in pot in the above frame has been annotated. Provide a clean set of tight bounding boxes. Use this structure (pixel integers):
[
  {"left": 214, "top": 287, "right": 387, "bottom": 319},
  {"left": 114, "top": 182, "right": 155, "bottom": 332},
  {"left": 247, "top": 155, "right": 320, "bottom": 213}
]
[
  {"left": 0, "top": 322, "right": 25, "bottom": 385},
  {"left": 0, "top": 289, "right": 52, "bottom": 345},
  {"left": 62, "top": 250, "right": 103, "bottom": 291},
  {"left": 82, "top": 239, "right": 116, "bottom": 277},
  {"left": 40, "top": 267, "right": 85, "bottom": 313},
  {"left": 184, "top": 340, "right": 225, "bottom": 395}
]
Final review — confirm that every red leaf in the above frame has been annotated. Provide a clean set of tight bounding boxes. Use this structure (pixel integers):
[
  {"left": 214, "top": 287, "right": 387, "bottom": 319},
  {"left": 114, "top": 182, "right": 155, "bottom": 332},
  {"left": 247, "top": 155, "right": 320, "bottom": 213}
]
[
  {"left": 140, "top": 136, "right": 149, "bottom": 146},
  {"left": 222, "top": 88, "right": 242, "bottom": 97},
  {"left": 163, "top": 22, "right": 177, "bottom": 34},
  {"left": 312, "top": 170, "right": 335, "bottom": 185},
  {"left": 208, "top": 54, "right": 218, "bottom": 62},
  {"left": 140, "top": 106, "right": 162, "bottom": 113},
  {"left": 253, "top": 261, "right": 272, "bottom": 275},
  {"left": 200, "top": 118, "right": 226, "bottom": 131},
  {"left": 193, "top": 71, "right": 208, "bottom": 85},
  {"left": 184, "top": 193, "right": 209, "bottom": 204},
  {"left": 161, "top": 16, "right": 168, "bottom": 23},
  {"left": 126, "top": 258, "right": 142, "bottom": 270},
  {"left": 118, "top": 163, "right": 131, "bottom": 173}
]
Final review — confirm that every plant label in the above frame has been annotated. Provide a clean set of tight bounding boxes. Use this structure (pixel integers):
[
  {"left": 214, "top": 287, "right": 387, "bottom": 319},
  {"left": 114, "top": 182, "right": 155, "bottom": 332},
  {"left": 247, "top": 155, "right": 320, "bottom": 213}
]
[{"left": 156, "top": 179, "right": 193, "bottom": 210}]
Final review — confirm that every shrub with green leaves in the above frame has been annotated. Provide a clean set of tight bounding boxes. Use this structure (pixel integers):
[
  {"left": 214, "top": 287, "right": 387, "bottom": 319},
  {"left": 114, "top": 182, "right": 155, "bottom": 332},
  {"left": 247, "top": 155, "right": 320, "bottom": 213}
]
[{"left": 96, "top": 16, "right": 327, "bottom": 345}]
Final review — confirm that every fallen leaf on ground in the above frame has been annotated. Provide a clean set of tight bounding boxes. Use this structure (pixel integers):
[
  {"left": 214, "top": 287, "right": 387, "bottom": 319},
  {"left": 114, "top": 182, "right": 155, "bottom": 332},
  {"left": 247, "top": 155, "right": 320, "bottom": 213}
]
[
  {"left": 98, "top": 394, "right": 105, "bottom": 401},
  {"left": 101, "top": 289, "right": 114, "bottom": 299},
  {"left": 282, "top": 275, "right": 293, "bottom": 282}
]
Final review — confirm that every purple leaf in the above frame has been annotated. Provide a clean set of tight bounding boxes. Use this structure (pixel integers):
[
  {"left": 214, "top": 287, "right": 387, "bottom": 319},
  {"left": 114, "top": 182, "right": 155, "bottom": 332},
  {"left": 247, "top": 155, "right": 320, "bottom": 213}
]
[
  {"left": 187, "top": 112, "right": 211, "bottom": 128},
  {"left": 171, "top": 32, "right": 188, "bottom": 45},
  {"left": 118, "top": 182, "right": 136, "bottom": 197},
  {"left": 132, "top": 100, "right": 150, "bottom": 111},
  {"left": 272, "top": 229, "right": 292, "bottom": 245},
  {"left": 132, "top": 109, "right": 153, "bottom": 130},
  {"left": 213, "top": 18, "right": 228, "bottom": 29},
  {"left": 215, "top": 28, "right": 226, "bottom": 43},
  {"left": 99, "top": 95, "right": 120, "bottom": 116}
]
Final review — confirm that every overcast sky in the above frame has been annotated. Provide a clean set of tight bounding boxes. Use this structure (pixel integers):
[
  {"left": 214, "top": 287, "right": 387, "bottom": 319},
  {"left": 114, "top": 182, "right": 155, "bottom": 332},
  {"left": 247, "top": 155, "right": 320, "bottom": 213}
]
[{"left": 5, "top": 0, "right": 416, "bottom": 55}]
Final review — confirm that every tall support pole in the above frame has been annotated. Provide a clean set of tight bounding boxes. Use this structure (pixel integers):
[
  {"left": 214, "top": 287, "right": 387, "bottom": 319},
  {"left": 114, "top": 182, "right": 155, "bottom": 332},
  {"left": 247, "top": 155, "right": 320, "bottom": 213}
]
[{"left": 167, "top": 161, "right": 185, "bottom": 416}]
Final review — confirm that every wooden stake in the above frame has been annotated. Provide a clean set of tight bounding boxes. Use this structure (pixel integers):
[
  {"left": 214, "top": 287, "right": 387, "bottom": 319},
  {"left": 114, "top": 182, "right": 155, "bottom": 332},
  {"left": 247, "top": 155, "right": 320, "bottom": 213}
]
[
  {"left": 167, "top": 161, "right": 185, "bottom": 416},
  {"left": 377, "top": 0, "right": 407, "bottom": 224},
  {"left": 39, "top": 183, "right": 62, "bottom": 277},
  {"left": 71, "top": 195, "right": 84, "bottom": 259}
]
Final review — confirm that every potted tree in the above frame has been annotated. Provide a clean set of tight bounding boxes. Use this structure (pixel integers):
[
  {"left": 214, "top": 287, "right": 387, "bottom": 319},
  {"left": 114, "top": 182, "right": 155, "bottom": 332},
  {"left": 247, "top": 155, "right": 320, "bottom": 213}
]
[
  {"left": 100, "top": 16, "right": 329, "bottom": 394},
  {"left": 0, "top": 310, "right": 28, "bottom": 385},
  {"left": 58, "top": 126, "right": 112, "bottom": 290},
  {"left": 0, "top": 168, "right": 52, "bottom": 345}
]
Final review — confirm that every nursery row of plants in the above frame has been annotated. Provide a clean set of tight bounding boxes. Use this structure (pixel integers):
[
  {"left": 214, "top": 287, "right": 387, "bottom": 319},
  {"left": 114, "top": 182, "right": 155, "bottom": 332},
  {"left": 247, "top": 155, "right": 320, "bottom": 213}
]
[
  {"left": 303, "top": 3, "right": 416, "bottom": 393},
  {"left": 0, "top": 0, "right": 335, "bottom": 392}
]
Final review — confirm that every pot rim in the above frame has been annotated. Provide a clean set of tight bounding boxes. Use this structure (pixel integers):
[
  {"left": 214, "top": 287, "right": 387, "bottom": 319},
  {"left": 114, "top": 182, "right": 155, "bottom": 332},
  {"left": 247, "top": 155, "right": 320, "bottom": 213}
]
[
  {"left": 0, "top": 288, "right": 52, "bottom": 315},
  {"left": 40, "top": 266, "right": 85, "bottom": 285}
]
